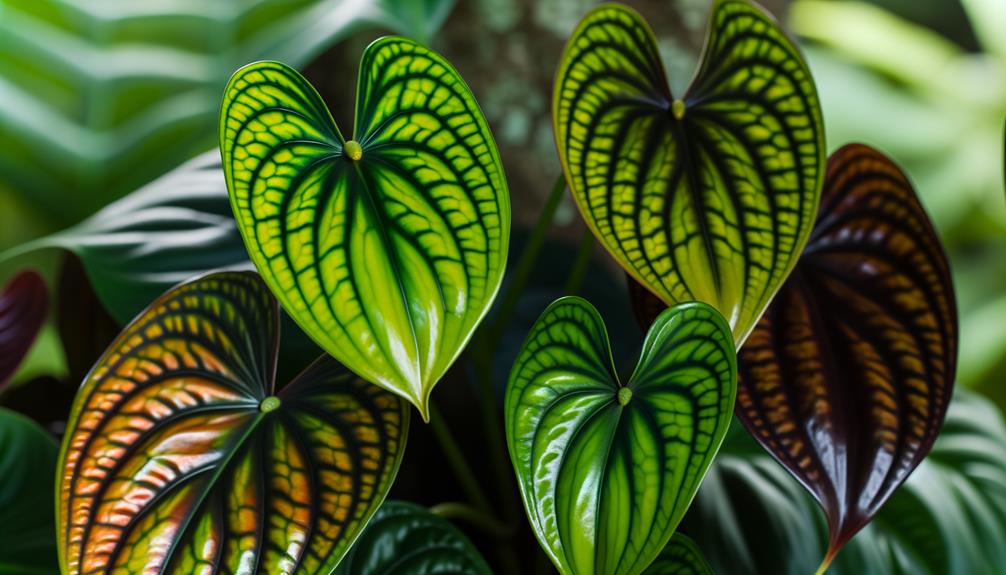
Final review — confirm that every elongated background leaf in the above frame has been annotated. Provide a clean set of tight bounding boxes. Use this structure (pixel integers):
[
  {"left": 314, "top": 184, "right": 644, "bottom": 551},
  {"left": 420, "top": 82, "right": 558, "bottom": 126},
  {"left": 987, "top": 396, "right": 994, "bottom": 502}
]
[
  {"left": 0, "top": 407, "right": 59, "bottom": 575},
  {"left": 0, "top": 269, "right": 48, "bottom": 389},
  {"left": 336, "top": 501, "right": 492, "bottom": 574},
  {"left": 735, "top": 143, "right": 957, "bottom": 561},
  {"left": 553, "top": 0, "right": 824, "bottom": 345},
  {"left": 506, "top": 297, "right": 735, "bottom": 575},
  {"left": 58, "top": 271, "right": 408, "bottom": 575},
  {"left": 222, "top": 40, "right": 509, "bottom": 418}
]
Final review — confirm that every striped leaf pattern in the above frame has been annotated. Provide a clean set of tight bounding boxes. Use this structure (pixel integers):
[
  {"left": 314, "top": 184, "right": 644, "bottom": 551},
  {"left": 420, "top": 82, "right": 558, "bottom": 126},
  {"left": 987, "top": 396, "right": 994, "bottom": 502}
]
[
  {"left": 221, "top": 38, "right": 509, "bottom": 421},
  {"left": 553, "top": 0, "right": 824, "bottom": 345},
  {"left": 736, "top": 144, "right": 958, "bottom": 565},
  {"left": 57, "top": 271, "right": 409, "bottom": 575},
  {"left": 506, "top": 297, "right": 735, "bottom": 575},
  {"left": 642, "top": 534, "right": 714, "bottom": 575}
]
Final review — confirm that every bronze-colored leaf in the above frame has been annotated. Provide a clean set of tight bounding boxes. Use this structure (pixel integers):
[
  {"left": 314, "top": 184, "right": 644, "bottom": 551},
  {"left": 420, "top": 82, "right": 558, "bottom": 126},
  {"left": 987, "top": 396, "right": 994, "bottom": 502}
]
[{"left": 735, "top": 143, "right": 958, "bottom": 568}]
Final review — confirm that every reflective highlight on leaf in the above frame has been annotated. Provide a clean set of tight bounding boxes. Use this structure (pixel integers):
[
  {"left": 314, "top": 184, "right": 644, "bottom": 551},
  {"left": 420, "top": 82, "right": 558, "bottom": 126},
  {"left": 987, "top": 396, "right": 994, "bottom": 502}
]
[
  {"left": 506, "top": 297, "right": 736, "bottom": 575},
  {"left": 553, "top": 1, "right": 824, "bottom": 345},
  {"left": 336, "top": 500, "right": 492, "bottom": 574},
  {"left": 221, "top": 38, "right": 510, "bottom": 420},
  {"left": 57, "top": 271, "right": 409, "bottom": 575},
  {"left": 735, "top": 144, "right": 958, "bottom": 563},
  {"left": 643, "top": 533, "right": 714, "bottom": 575},
  {"left": 0, "top": 269, "right": 48, "bottom": 388}
]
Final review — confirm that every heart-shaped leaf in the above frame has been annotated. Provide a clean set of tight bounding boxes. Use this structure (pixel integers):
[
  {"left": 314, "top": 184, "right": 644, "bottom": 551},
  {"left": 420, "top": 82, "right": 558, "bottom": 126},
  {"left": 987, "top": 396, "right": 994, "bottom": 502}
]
[
  {"left": 336, "top": 500, "right": 492, "bottom": 574},
  {"left": 57, "top": 271, "right": 409, "bottom": 575},
  {"left": 505, "top": 296, "right": 736, "bottom": 575},
  {"left": 553, "top": 0, "right": 825, "bottom": 345},
  {"left": 221, "top": 38, "right": 510, "bottom": 421},
  {"left": 0, "top": 407, "right": 59, "bottom": 575},
  {"left": 0, "top": 269, "right": 48, "bottom": 389},
  {"left": 735, "top": 144, "right": 957, "bottom": 567},
  {"left": 642, "top": 533, "right": 714, "bottom": 575}
]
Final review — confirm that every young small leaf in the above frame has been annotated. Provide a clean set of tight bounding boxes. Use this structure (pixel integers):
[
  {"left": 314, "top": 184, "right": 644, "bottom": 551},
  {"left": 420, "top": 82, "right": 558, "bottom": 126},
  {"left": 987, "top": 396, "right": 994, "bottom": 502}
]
[
  {"left": 506, "top": 297, "right": 736, "bottom": 575},
  {"left": 221, "top": 38, "right": 510, "bottom": 421},
  {"left": 0, "top": 269, "right": 48, "bottom": 389},
  {"left": 643, "top": 533, "right": 714, "bottom": 575},
  {"left": 57, "top": 271, "right": 408, "bottom": 575},
  {"left": 336, "top": 500, "right": 492, "bottom": 574},
  {"left": 553, "top": 0, "right": 825, "bottom": 346},
  {"left": 735, "top": 144, "right": 957, "bottom": 566}
]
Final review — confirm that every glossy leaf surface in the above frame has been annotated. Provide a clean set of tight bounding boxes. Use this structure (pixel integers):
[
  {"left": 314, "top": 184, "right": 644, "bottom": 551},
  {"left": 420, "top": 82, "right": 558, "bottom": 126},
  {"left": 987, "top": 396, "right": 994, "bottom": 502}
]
[
  {"left": 554, "top": 0, "right": 824, "bottom": 345},
  {"left": 0, "top": 407, "right": 59, "bottom": 575},
  {"left": 735, "top": 144, "right": 957, "bottom": 562},
  {"left": 506, "top": 297, "right": 735, "bottom": 575},
  {"left": 336, "top": 501, "right": 491, "bottom": 574},
  {"left": 0, "top": 269, "right": 48, "bottom": 389},
  {"left": 57, "top": 271, "right": 409, "bottom": 575},
  {"left": 221, "top": 40, "right": 510, "bottom": 420},
  {"left": 642, "top": 534, "right": 714, "bottom": 575}
]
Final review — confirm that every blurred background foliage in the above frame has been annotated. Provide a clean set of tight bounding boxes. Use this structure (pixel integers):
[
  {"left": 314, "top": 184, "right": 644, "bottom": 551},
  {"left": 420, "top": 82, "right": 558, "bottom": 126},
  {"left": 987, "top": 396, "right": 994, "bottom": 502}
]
[{"left": 0, "top": 0, "right": 1003, "bottom": 572}]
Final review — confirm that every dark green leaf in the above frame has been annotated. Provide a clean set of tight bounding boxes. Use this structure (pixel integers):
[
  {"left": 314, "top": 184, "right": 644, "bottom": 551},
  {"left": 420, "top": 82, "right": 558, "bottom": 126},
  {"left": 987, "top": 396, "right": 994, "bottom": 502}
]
[
  {"left": 336, "top": 500, "right": 491, "bottom": 574},
  {"left": 221, "top": 40, "right": 510, "bottom": 420},
  {"left": 0, "top": 407, "right": 59, "bottom": 575},
  {"left": 553, "top": 0, "right": 825, "bottom": 345},
  {"left": 57, "top": 271, "right": 409, "bottom": 575},
  {"left": 506, "top": 296, "right": 736, "bottom": 575},
  {"left": 735, "top": 144, "right": 957, "bottom": 565}
]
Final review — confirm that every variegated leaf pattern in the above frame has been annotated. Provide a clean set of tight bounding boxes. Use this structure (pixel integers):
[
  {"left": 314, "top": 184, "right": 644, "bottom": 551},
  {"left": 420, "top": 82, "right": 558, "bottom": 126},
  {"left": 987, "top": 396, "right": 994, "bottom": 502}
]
[
  {"left": 221, "top": 38, "right": 510, "bottom": 421},
  {"left": 57, "top": 271, "right": 409, "bottom": 575},
  {"left": 736, "top": 144, "right": 958, "bottom": 567},
  {"left": 506, "top": 297, "right": 735, "bottom": 575},
  {"left": 554, "top": 0, "right": 824, "bottom": 346},
  {"left": 642, "top": 534, "right": 714, "bottom": 575}
]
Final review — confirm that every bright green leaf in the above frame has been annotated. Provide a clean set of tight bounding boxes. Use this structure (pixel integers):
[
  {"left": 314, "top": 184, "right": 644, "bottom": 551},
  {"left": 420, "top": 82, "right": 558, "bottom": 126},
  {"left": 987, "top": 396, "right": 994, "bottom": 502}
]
[
  {"left": 220, "top": 39, "right": 510, "bottom": 421},
  {"left": 336, "top": 500, "right": 492, "bottom": 574},
  {"left": 57, "top": 271, "right": 409, "bottom": 575},
  {"left": 505, "top": 296, "right": 736, "bottom": 575},
  {"left": 553, "top": 0, "right": 825, "bottom": 346},
  {"left": 0, "top": 408, "right": 58, "bottom": 575}
]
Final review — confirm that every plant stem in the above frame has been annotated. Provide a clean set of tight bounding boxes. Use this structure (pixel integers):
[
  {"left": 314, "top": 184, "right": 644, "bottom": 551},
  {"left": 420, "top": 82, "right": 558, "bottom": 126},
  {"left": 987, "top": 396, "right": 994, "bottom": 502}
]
[
  {"left": 563, "top": 229, "right": 594, "bottom": 295},
  {"left": 430, "top": 501, "right": 515, "bottom": 538},
  {"left": 428, "top": 402, "right": 493, "bottom": 515}
]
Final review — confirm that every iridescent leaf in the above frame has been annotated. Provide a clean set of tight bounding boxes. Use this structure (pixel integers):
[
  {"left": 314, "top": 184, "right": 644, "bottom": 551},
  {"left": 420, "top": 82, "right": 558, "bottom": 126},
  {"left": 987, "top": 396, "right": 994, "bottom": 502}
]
[
  {"left": 642, "top": 533, "right": 714, "bottom": 575},
  {"left": 735, "top": 144, "right": 957, "bottom": 567},
  {"left": 336, "top": 500, "right": 491, "bottom": 574},
  {"left": 57, "top": 271, "right": 409, "bottom": 575},
  {"left": 0, "top": 407, "right": 59, "bottom": 574},
  {"left": 505, "top": 297, "right": 735, "bottom": 575},
  {"left": 221, "top": 39, "right": 510, "bottom": 421},
  {"left": 553, "top": 0, "right": 825, "bottom": 345},
  {"left": 0, "top": 269, "right": 48, "bottom": 389}
]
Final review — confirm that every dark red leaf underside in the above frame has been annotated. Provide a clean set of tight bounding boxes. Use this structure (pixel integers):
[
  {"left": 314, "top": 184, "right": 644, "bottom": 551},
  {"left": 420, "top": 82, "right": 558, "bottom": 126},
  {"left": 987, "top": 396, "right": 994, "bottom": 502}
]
[{"left": 0, "top": 270, "right": 49, "bottom": 389}]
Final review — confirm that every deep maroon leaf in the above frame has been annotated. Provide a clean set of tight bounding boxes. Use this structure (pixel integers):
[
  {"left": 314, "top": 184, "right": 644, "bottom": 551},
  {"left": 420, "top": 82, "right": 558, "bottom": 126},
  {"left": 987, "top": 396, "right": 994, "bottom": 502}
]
[
  {"left": 735, "top": 144, "right": 958, "bottom": 567},
  {"left": 0, "top": 269, "right": 48, "bottom": 389}
]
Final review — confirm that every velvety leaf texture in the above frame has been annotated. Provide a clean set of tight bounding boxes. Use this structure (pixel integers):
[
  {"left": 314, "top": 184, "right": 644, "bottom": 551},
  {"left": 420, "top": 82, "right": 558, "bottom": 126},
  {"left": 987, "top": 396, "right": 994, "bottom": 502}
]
[
  {"left": 735, "top": 143, "right": 958, "bottom": 562},
  {"left": 0, "top": 269, "right": 48, "bottom": 388},
  {"left": 221, "top": 38, "right": 510, "bottom": 420},
  {"left": 506, "top": 297, "right": 736, "bottom": 575},
  {"left": 57, "top": 271, "right": 409, "bottom": 575},
  {"left": 336, "top": 500, "right": 492, "bottom": 574},
  {"left": 642, "top": 533, "right": 714, "bottom": 575},
  {"left": 553, "top": 0, "right": 825, "bottom": 345}
]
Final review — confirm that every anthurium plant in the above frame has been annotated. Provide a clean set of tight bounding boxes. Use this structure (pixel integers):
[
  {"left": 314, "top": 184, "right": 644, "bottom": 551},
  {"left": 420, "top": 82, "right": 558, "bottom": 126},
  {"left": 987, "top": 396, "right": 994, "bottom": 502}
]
[{"left": 0, "top": 1, "right": 1000, "bottom": 574}]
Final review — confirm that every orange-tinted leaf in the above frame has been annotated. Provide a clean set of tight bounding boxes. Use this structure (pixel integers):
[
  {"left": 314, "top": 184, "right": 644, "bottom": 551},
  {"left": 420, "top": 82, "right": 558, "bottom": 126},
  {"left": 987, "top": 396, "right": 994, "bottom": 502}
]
[
  {"left": 57, "top": 271, "right": 408, "bottom": 575},
  {"left": 0, "top": 269, "right": 48, "bottom": 389},
  {"left": 735, "top": 144, "right": 958, "bottom": 565}
]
